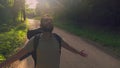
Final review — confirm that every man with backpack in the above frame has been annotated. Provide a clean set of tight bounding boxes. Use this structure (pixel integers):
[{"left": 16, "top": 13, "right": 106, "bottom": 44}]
[{"left": 0, "top": 15, "right": 88, "bottom": 68}]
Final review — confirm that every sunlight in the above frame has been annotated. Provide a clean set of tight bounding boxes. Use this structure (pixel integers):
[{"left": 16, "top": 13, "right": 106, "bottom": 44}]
[
  {"left": 26, "top": 0, "right": 38, "bottom": 9},
  {"left": 25, "top": 0, "right": 51, "bottom": 9},
  {"left": 25, "top": 0, "right": 65, "bottom": 14},
  {"left": 38, "top": 0, "right": 50, "bottom": 9}
]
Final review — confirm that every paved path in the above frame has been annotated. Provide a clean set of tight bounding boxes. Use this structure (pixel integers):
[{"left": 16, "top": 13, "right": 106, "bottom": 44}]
[{"left": 11, "top": 19, "right": 120, "bottom": 68}]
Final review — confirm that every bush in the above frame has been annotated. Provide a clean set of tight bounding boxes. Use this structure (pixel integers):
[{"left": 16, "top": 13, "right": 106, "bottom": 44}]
[
  {"left": 0, "top": 23, "right": 27, "bottom": 58},
  {"left": 0, "top": 54, "right": 6, "bottom": 63}
]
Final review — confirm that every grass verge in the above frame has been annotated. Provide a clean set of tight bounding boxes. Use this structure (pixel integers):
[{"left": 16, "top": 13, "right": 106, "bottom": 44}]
[
  {"left": 0, "top": 22, "right": 27, "bottom": 62},
  {"left": 54, "top": 21, "right": 120, "bottom": 58}
]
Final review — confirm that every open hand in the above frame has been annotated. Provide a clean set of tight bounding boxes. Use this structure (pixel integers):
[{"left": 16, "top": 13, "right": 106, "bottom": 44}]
[{"left": 79, "top": 50, "right": 88, "bottom": 57}]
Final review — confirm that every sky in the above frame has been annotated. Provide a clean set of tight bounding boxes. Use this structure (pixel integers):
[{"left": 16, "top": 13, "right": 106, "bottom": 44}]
[{"left": 26, "top": 0, "right": 38, "bottom": 8}]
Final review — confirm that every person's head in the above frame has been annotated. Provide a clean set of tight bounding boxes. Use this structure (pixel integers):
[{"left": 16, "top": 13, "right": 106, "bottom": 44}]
[{"left": 40, "top": 15, "right": 53, "bottom": 32}]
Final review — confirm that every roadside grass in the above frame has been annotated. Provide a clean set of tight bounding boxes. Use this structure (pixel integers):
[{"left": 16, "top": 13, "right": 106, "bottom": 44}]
[
  {"left": 0, "top": 22, "right": 27, "bottom": 62},
  {"left": 54, "top": 21, "right": 120, "bottom": 57},
  {"left": 0, "top": 54, "right": 6, "bottom": 63}
]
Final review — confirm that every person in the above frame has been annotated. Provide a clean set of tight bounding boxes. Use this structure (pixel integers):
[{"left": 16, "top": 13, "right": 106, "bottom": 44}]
[
  {"left": 26, "top": 15, "right": 51, "bottom": 40},
  {"left": 0, "top": 15, "right": 88, "bottom": 68}
]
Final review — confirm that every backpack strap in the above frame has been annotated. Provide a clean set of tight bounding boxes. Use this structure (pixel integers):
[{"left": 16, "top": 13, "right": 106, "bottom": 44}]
[
  {"left": 32, "top": 34, "right": 40, "bottom": 67},
  {"left": 19, "top": 34, "right": 40, "bottom": 67},
  {"left": 19, "top": 35, "right": 40, "bottom": 61},
  {"left": 53, "top": 33, "right": 62, "bottom": 53}
]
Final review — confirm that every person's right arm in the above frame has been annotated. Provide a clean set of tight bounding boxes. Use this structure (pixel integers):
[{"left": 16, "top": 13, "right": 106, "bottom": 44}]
[{"left": 0, "top": 37, "right": 34, "bottom": 67}]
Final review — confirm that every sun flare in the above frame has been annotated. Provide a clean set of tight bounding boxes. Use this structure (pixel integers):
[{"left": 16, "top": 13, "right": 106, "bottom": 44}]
[
  {"left": 25, "top": 0, "right": 65, "bottom": 14},
  {"left": 26, "top": 0, "right": 38, "bottom": 9}
]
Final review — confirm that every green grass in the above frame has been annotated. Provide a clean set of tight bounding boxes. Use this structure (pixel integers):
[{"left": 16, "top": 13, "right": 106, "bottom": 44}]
[
  {"left": 0, "top": 22, "right": 27, "bottom": 61},
  {"left": 0, "top": 54, "right": 6, "bottom": 63},
  {"left": 54, "top": 21, "right": 120, "bottom": 57}
]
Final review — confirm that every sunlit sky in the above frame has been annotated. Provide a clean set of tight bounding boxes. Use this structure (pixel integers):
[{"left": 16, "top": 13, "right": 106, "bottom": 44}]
[
  {"left": 26, "top": 0, "right": 38, "bottom": 8},
  {"left": 25, "top": 0, "right": 64, "bottom": 11}
]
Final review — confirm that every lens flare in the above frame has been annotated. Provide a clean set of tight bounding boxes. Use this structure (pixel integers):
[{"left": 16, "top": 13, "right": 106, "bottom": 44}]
[{"left": 26, "top": 0, "right": 38, "bottom": 8}]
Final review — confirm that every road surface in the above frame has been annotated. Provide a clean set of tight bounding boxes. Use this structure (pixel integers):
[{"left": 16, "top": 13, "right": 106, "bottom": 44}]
[{"left": 11, "top": 19, "right": 120, "bottom": 68}]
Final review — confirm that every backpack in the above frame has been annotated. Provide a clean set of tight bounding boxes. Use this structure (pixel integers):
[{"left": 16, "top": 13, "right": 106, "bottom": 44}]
[{"left": 20, "top": 33, "right": 62, "bottom": 67}]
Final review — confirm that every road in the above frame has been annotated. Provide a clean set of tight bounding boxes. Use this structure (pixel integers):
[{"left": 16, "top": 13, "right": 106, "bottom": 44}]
[{"left": 11, "top": 19, "right": 120, "bottom": 68}]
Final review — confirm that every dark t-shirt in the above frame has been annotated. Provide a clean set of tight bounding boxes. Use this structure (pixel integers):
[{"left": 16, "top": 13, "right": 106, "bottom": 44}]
[{"left": 27, "top": 28, "right": 42, "bottom": 39}]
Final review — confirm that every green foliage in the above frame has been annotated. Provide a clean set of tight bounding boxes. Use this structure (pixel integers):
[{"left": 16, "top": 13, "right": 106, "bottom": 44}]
[
  {"left": 26, "top": 8, "right": 36, "bottom": 18},
  {"left": 0, "top": 23, "right": 27, "bottom": 58},
  {"left": 51, "top": 0, "right": 120, "bottom": 28},
  {"left": 0, "top": 0, "right": 26, "bottom": 24},
  {"left": 0, "top": 54, "right": 6, "bottom": 63},
  {"left": 0, "top": 0, "right": 26, "bottom": 61},
  {"left": 8, "top": 0, "right": 14, "bottom": 7}
]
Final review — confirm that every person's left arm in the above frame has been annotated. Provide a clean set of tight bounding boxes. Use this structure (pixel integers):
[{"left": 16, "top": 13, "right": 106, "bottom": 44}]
[{"left": 61, "top": 40, "right": 88, "bottom": 57}]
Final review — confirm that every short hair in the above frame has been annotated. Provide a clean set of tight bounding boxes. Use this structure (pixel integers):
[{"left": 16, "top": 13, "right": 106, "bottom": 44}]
[{"left": 40, "top": 15, "right": 54, "bottom": 32}]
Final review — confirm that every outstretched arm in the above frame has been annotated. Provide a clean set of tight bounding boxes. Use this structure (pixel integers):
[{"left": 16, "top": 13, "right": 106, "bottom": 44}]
[
  {"left": 0, "top": 48, "right": 32, "bottom": 67},
  {"left": 61, "top": 40, "right": 88, "bottom": 57},
  {"left": 0, "top": 37, "right": 34, "bottom": 68}
]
